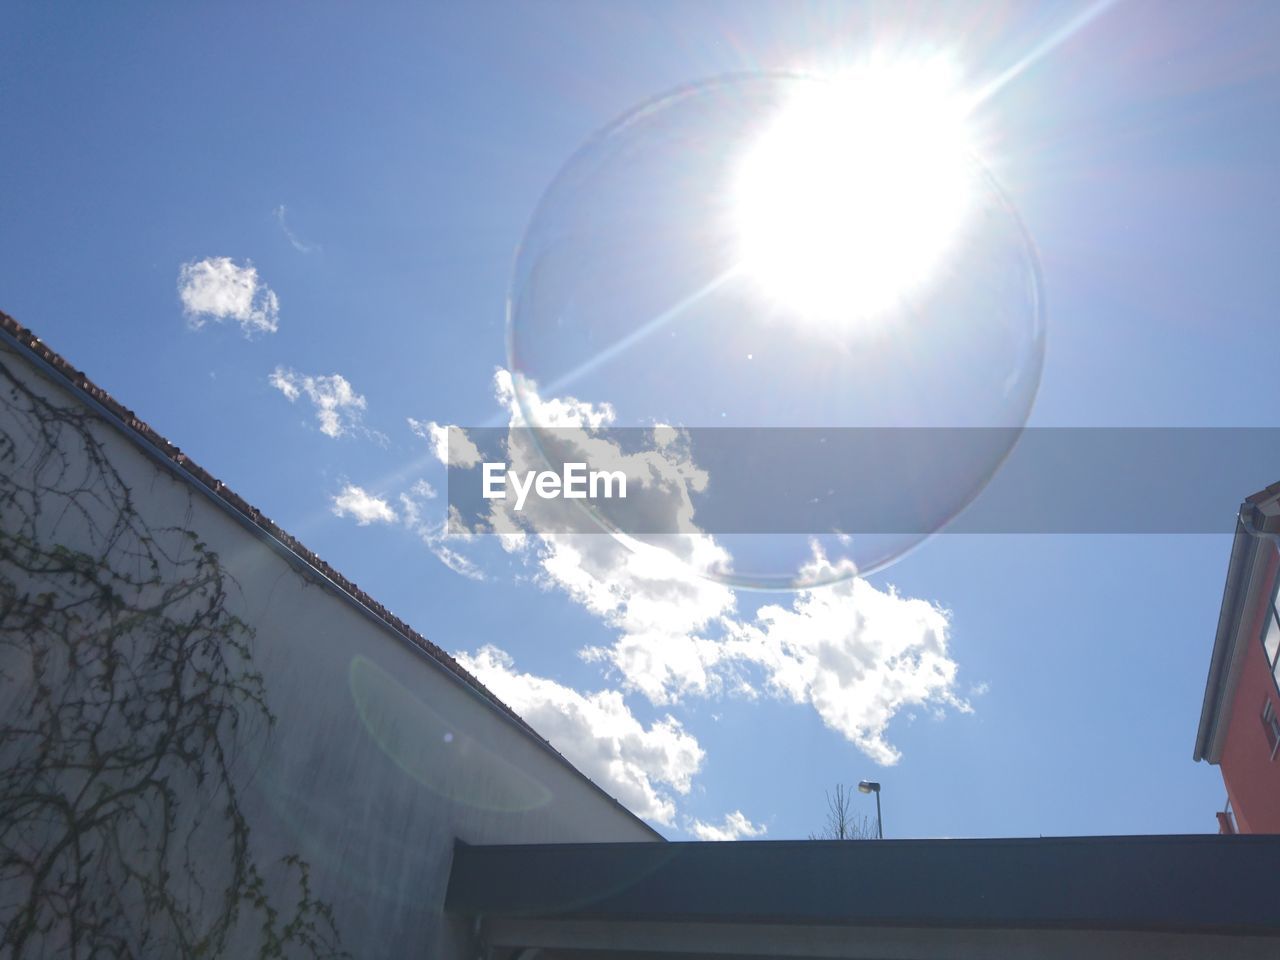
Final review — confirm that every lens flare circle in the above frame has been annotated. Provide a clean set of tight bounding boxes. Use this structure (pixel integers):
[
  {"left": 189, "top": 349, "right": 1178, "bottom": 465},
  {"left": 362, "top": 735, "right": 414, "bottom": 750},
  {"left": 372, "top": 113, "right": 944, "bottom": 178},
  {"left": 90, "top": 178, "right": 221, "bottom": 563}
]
[{"left": 508, "top": 71, "right": 1045, "bottom": 590}]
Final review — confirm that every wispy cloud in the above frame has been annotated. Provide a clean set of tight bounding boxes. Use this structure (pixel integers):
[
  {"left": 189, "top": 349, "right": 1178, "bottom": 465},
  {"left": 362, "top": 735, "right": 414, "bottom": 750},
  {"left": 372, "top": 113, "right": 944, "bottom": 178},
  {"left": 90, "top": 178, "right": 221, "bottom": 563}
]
[
  {"left": 399, "top": 483, "right": 485, "bottom": 581},
  {"left": 269, "top": 366, "right": 367, "bottom": 438},
  {"left": 687, "top": 810, "right": 766, "bottom": 841},
  {"left": 178, "top": 257, "right": 280, "bottom": 336},
  {"left": 409, "top": 478, "right": 437, "bottom": 500},
  {"left": 331, "top": 484, "right": 397, "bottom": 525},
  {"left": 456, "top": 645, "right": 703, "bottom": 825},
  {"left": 409, "top": 417, "right": 481, "bottom": 468},
  {"left": 273, "top": 204, "right": 320, "bottom": 254},
  {"left": 326, "top": 470, "right": 482, "bottom": 578}
]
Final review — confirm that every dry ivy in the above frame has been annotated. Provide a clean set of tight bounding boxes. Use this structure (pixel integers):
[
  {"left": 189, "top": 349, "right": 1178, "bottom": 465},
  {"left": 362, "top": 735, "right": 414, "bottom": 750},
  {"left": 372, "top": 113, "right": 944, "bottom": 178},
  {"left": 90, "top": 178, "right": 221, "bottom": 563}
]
[{"left": 0, "top": 354, "right": 348, "bottom": 958}]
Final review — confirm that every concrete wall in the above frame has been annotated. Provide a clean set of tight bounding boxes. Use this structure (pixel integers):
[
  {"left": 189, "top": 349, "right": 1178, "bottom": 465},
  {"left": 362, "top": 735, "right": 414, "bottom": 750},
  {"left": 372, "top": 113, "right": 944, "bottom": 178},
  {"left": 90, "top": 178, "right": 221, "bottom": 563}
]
[{"left": 0, "top": 337, "right": 656, "bottom": 960}]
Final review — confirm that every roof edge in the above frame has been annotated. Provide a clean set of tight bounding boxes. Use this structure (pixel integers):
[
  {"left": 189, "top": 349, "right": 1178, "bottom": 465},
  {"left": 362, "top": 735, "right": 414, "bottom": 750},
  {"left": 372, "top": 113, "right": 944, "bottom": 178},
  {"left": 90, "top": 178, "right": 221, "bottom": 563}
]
[{"left": 1194, "top": 512, "right": 1262, "bottom": 762}]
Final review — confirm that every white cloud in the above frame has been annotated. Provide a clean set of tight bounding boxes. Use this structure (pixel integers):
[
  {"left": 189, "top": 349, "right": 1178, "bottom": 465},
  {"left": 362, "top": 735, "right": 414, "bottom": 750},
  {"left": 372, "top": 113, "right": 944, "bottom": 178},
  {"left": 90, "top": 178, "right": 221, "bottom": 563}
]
[
  {"left": 456, "top": 645, "right": 703, "bottom": 825},
  {"left": 450, "top": 370, "right": 737, "bottom": 706},
  {"left": 375, "top": 373, "right": 968, "bottom": 832},
  {"left": 331, "top": 484, "right": 397, "bottom": 526},
  {"left": 580, "top": 547, "right": 968, "bottom": 765},
  {"left": 539, "top": 536, "right": 735, "bottom": 647},
  {"left": 178, "top": 256, "right": 279, "bottom": 335},
  {"left": 724, "top": 546, "right": 967, "bottom": 765},
  {"left": 270, "top": 366, "right": 367, "bottom": 438},
  {"left": 409, "top": 417, "right": 481, "bottom": 468},
  {"left": 445, "top": 371, "right": 969, "bottom": 770},
  {"left": 583, "top": 630, "right": 731, "bottom": 705},
  {"left": 688, "top": 810, "right": 766, "bottom": 841}
]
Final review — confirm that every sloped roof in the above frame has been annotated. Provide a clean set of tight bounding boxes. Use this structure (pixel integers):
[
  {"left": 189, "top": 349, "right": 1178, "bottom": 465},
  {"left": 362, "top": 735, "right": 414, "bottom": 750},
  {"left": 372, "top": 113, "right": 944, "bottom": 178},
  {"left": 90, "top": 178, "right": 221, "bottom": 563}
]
[{"left": 0, "top": 309, "right": 660, "bottom": 840}]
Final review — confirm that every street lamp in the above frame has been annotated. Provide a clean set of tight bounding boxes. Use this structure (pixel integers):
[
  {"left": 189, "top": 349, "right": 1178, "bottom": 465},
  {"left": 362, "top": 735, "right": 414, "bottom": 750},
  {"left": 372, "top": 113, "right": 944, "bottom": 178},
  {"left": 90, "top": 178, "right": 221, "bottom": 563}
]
[{"left": 858, "top": 780, "right": 883, "bottom": 839}]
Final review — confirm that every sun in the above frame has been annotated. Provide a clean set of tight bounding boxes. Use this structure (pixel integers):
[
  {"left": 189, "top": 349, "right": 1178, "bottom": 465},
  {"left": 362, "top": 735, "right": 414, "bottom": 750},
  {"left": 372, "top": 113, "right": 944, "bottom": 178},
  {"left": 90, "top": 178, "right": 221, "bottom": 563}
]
[{"left": 731, "top": 59, "right": 976, "bottom": 329}]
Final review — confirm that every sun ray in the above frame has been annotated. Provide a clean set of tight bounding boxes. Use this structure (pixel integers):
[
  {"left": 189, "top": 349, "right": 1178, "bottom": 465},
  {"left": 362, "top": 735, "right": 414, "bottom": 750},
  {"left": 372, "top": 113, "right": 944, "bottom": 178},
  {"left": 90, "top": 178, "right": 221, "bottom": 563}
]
[{"left": 968, "top": 0, "right": 1123, "bottom": 109}]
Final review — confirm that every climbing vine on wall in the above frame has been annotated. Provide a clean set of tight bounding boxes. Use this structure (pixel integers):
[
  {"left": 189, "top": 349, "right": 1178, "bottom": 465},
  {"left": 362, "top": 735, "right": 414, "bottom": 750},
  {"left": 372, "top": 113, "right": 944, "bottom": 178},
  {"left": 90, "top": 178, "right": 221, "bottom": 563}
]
[{"left": 0, "top": 353, "right": 347, "bottom": 958}]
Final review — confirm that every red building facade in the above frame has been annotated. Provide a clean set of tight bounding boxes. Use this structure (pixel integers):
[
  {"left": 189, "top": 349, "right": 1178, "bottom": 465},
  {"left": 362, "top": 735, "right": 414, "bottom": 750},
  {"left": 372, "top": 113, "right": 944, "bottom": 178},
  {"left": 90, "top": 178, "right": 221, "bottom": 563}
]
[{"left": 1195, "top": 483, "right": 1280, "bottom": 833}]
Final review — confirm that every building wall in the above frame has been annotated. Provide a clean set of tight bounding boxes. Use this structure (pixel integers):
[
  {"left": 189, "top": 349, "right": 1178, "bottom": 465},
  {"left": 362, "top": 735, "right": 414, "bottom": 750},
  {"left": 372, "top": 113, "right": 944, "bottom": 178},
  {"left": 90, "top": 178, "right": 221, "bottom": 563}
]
[
  {"left": 0, "top": 339, "right": 657, "bottom": 960},
  {"left": 1219, "top": 555, "right": 1280, "bottom": 834}
]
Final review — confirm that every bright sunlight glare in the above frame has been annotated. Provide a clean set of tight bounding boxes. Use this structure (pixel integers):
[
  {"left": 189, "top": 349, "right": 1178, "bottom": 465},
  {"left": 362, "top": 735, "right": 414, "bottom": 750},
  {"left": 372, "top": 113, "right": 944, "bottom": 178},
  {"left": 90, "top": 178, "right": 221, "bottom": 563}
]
[{"left": 732, "top": 59, "right": 976, "bottom": 328}]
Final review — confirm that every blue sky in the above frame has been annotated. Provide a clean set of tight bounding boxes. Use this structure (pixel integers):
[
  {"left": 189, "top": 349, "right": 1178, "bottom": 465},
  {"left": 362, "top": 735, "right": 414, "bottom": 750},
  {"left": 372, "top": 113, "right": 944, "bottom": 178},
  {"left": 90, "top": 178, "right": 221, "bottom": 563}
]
[{"left": 4, "top": 0, "right": 1280, "bottom": 839}]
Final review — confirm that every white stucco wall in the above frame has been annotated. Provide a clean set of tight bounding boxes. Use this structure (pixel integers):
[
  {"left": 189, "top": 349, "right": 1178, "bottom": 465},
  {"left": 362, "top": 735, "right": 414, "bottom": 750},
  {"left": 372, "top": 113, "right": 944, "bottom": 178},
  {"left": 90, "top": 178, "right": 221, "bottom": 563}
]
[{"left": 0, "top": 336, "right": 656, "bottom": 959}]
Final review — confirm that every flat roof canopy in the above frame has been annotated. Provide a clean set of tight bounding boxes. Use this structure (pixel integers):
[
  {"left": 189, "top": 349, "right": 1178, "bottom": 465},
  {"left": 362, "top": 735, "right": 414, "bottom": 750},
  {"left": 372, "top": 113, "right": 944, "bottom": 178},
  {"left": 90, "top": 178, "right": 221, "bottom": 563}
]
[{"left": 447, "top": 835, "right": 1280, "bottom": 959}]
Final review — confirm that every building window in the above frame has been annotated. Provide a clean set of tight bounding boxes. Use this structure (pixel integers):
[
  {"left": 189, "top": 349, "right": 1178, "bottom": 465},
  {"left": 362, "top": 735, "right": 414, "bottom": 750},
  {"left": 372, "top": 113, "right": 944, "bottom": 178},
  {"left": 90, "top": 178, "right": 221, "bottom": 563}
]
[
  {"left": 1260, "top": 597, "right": 1280, "bottom": 694},
  {"left": 1263, "top": 699, "right": 1280, "bottom": 761}
]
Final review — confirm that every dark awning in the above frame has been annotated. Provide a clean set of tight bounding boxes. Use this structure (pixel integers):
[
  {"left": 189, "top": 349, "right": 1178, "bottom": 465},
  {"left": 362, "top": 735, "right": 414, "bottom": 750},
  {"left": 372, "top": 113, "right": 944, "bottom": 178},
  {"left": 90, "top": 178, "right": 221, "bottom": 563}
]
[{"left": 447, "top": 835, "right": 1280, "bottom": 959}]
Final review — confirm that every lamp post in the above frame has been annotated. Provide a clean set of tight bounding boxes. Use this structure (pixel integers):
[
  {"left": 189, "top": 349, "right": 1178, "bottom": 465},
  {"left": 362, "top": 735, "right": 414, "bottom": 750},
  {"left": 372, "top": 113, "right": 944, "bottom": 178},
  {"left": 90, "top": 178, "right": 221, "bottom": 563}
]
[{"left": 858, "top": 780, "right": 882, "bottom": 839}]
